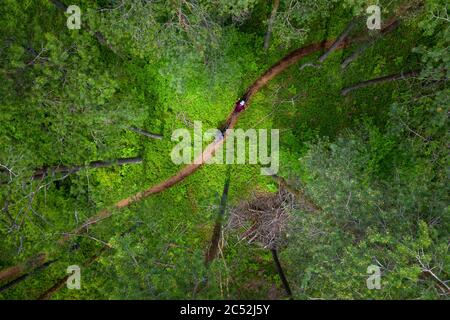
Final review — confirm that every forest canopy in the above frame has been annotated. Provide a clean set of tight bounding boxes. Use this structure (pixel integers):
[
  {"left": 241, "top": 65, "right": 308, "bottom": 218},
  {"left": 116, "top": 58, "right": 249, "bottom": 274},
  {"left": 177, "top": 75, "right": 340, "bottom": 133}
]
[{"left": 0, "top": 0, "right": 448, "bottom": 300}]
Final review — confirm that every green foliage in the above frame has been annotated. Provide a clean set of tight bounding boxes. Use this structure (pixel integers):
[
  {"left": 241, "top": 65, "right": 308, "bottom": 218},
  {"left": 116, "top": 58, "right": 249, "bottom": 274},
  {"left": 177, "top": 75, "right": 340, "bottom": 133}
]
[
  {"left": 0, "top": 0, "right": 447, "bottom": 301},
  {"left": 284, "top": 51, "right": 448, "bottom": 298}
]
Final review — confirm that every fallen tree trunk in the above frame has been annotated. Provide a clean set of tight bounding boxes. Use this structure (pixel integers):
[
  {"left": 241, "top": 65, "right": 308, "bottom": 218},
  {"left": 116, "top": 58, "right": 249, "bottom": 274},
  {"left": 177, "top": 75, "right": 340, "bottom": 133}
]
[
  {"left": 49, "top": 0, "right": 67, "bottom": 11},
  {"left": 0, "top": 258, "right": 56, "bottom": 293},
  {"left": 31, "top": 157, "right": 143, "bottom": 180},
  {"left": 36, "top": 274, "right": 69, "bottom": 300},
  {"left": 0, "top": 253, "right": 48, "bottom": 284},
  {"left": 128, "top": 127, "right": 163, "bottom": 140},
  {"left": 341, "top": 70, "right": 420, "bottom": 95}
]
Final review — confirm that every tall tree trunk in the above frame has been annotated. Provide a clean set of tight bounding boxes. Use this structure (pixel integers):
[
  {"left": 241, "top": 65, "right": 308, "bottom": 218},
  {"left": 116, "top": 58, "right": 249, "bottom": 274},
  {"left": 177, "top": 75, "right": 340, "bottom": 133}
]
[{"left": 193, "top": 172, "right": 231, "bottom": 297}]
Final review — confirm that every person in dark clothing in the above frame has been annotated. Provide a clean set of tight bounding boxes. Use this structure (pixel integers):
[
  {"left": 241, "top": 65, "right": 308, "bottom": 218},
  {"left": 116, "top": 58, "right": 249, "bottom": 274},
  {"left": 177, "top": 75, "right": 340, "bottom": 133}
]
[{"left": 234, "top": 99, "right": 246, "bottom": 113}]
